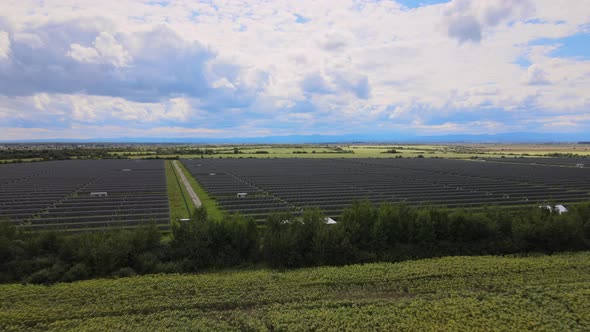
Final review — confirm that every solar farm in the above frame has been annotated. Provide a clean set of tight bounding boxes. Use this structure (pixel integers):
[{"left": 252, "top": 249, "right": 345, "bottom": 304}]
[
  {"left": 0, "top": 160, "right": 170, "bottom": 231},
  {"left": 483, "top": 157, "right": 588, "bottom": 167},
  {"left": 182, "top": 158, "right": 590, "bottom": 222},
  {"left": 1, "top": 157, "right": 589, "bottom": 230}
]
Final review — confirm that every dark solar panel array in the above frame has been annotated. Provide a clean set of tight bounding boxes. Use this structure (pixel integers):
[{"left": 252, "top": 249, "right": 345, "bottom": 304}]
[
  {"left": 0, "top": 160, "right": 170, "bottom": 231},
  {"left": 182, "top": 158, "right": 590, "bottom": 222},
  {"left": 483, "top": 157, "right": 588, "bottom": 167}
]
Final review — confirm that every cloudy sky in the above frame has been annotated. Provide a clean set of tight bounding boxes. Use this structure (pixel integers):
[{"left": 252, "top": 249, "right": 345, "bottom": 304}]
[{"left": 0, "top": 0, "right": 589, "bottom": 140}]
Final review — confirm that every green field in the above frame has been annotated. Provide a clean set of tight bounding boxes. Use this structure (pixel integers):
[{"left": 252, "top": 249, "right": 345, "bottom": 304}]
[
  {"left": 1, "top": 252, "right": 589, "bottom": 331},
  {"left": 3, "top": 144, "right": 588, "bottom": 163},
  {"left": 120, "top": 143, "right": 590, "bottom": 160}
]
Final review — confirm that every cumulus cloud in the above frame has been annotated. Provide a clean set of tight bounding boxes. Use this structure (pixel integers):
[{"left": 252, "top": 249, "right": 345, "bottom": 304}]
[
  {"left": 301, "top": 70, "right": 371, "bottom": 99},
  {"left": 0, "top": 22, "right": 260, "bottom": 105},
  {"left": 68, "top": 44, "right": 100, "bottom": 64},
  {"left": 68, "top": 32, "right": 131, "bottom": 67},
  {"left": 448, "top": 15, "right": 482, "bottom": 43},
  {"left": 319, "top": 33, "right": 349, "bottom": 51},
  {"left": 445, "top": 0, "right": 535, "bottom": 43},
  {"left": 302, "top": 73, "right": 332, "bottom": 94},
  {"left": 0, "top": 0, "right": 589, "bottom": 140},
  {"left": 525, "top": 64, "right": 550, "bottom": 85},
  {"left": 0, "top": 30, "right": 10, "bottom": 59}
]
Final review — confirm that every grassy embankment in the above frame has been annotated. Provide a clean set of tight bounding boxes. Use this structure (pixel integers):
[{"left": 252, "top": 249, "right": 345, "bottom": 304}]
[
  {"left": 165, "top": 159, "right": 224, "bottom": 221},
  {"left": 165, "top": 160, "right": 194, "bottom": 220},
  {"left": 1, "top": 252, "right": 589, "bottom": 331},
  {"left": 175, "top": 160, "right": 224, "bottom": 221}
]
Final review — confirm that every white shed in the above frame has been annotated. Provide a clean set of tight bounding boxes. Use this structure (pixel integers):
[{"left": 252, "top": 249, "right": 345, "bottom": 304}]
[
  {"left": 540, "top": 205, "right": 568, "bottom": 214},
  {"left": 324, "top": 217, "right": 337, "bottom": 225}
]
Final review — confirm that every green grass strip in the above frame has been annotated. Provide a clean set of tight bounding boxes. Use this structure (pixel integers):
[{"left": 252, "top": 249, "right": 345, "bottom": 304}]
[
  {"left": 176, "top": 160, "right": 225, "bottom": 220},
  {"left": 165, "top": 160, "right": 194, "bottom": 220}
]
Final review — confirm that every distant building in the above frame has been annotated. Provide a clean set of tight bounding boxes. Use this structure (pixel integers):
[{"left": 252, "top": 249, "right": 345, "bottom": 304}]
[
  {"left": 237, "top": 193, "right": 247, "bottom": 198},
  {"left": 90, "top": 192, "right": 108, "bottom": 197},
  {"left": 576, "top": 163, "right": 584, "bottom": 168}
]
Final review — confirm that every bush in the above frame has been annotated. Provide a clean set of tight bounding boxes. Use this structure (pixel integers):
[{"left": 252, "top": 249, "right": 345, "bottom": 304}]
[
  {"left": 63, "top": 263, "right": 90, "bottom": 282},
  {"left": 112, "top": 267, "right": 136, "bottom": 278},
  {"left": 27, "top": 263, "right": 66, "bottom": 285},
  {"left": 1, "top": 200, "right": 590, "bottom": 284}
]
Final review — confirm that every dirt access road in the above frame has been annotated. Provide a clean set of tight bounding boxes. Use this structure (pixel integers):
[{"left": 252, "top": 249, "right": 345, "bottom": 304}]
[{"left": 173, "top": 160, "right": 202, "bottom": 208}]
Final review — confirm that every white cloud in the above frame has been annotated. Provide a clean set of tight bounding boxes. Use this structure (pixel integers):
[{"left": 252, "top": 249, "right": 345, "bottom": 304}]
[
  {"left": 444, "top": 0, "right": 535, "bottom": 43},
  {"left": 33, "top": 93, "right": 51, "bottom": 111},
  {"left": 0, "top": 30, "right": 10, "bottom": 60},
  {"left": 68, "top": 32, "right": 131, "bottom": 67},
  {"left": 68, "top": 43, "right": 100, "bottom": 63},
  {"left": 166, "top": 97, "right": 194, "bottom": 122},
  {"left": 0, "top": 0, "right": 590, "bottom": 139},
  {"left": 525, "top": 64, "right": 550, "bottom": 85}
]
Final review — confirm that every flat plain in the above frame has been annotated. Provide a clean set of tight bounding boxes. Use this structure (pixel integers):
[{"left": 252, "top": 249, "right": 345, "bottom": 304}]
[{"left": 110, "top": 143, "right": 590, "bottom": 160}]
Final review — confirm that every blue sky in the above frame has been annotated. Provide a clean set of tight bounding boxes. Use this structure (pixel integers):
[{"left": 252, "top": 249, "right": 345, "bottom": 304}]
[
  {"left": 531, "top": 33, "right": 590, "bottom": 60},
  {"left": 0, "top": 0, "right": 589, "bottom": 141},
  {"left": 397, "top": 0, "right": 450, "bottom": 9}
]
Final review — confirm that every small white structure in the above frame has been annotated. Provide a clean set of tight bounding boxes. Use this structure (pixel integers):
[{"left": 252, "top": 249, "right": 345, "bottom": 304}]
[
  {"left": 179, "top": 218, "right": 190, "bottom": 222},
  {"left": 209, "top": 173, "right": 216, "bottom": 176},
  {"left": 121, "top": 169, "right": 132, "bottom": 172},
  {"left": 90, "top": 192, "right": 108, "bottom": 197},
  {"left": 576, "top": 163, "right": 584, "bottom": 168},
  {"left": 237, "top": 192, "right": 248, "bottom": 198},
  {"left": 540, "top": 205, "right": 568, "bottom": 215},
  {"left": 324, "top": 217, "right": 337, "bottom": 225}
]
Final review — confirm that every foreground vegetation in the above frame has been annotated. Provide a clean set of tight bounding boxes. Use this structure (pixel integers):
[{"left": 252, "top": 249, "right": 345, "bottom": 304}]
[
  {"left": 1, "top": 252, "right": 589, "bottom": 331},
  {"left": 2, "top": 201, "right": 589, "bottom": 285}
]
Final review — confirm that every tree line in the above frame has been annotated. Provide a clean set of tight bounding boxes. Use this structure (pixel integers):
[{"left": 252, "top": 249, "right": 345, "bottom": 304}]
[
  {"left": 1, "top": 201, "right": 589, "bottom": 284},
  {"left": 0, "top": 148, "right": 114, "bottom": 161}
]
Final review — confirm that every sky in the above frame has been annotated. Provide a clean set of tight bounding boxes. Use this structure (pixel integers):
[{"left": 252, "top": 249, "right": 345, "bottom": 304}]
[{"left": 0, "top": 0, "right": 589, "bottom": 141}]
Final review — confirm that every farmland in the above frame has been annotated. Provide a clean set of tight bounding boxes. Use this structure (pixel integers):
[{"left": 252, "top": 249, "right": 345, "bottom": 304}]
[
  {"left": 0, "top": 160, "right": 170, "bottom": 231},
  {"left": 182, "top": 158, "right": 590, "bottom": 222},
  {"left": 98, "top": 143, "right": 590, "bottom": 160},
  {"left": 1, "top": 252, "right": 589, "bottom": 331}
]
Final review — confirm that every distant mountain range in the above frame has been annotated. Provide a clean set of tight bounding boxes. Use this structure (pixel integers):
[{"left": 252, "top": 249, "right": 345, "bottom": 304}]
[{"left": 1, "top": 132, "right": 588, "bottom": 144}]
